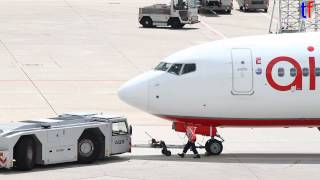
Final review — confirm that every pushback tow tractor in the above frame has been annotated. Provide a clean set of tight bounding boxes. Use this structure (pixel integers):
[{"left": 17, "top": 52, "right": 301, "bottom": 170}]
[{"left": 0, "top": 112, "right": 132, "bottom": 171}]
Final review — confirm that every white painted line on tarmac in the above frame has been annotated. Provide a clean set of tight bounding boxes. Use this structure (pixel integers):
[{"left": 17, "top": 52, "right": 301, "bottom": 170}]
[{"left": 200, "top": 18, "right": 227, "bottom": 39}]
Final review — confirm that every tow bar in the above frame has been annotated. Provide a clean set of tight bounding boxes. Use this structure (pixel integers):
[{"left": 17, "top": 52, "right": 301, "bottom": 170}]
[
  {"left": 150, "top": 138, "right": 172, "bottom": 156},
  {"left": 132, "top": 132, "right": 205, "bottom": 156}
]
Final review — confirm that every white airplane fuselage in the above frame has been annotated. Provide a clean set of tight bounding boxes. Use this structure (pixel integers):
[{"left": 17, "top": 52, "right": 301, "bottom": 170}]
[{"left": 119, "top": 32, "right": 320, "bottom": 127}]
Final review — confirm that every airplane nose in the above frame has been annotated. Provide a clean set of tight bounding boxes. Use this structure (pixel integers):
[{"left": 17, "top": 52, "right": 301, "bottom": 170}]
[{"left": 118, "top": 75, "right": 149, "bottom": 111}]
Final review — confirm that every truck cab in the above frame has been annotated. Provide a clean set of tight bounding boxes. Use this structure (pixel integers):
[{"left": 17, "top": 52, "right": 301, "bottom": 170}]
[{"left": 139, "top": 0, "right": 199, "bottom": 29}]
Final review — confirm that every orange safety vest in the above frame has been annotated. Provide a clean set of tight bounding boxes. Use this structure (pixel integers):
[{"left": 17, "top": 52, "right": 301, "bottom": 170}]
[{"left": 186, "top": 126, "right": 197, "bottom": 142}]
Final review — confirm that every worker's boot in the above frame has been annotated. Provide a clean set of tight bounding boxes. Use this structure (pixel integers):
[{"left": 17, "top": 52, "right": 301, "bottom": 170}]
[
  {"left": 178, "top": 153, "right": 185, "bottom": 158},
  {"left": 193, "top": 154, "right": 200, "bottom": 158}
]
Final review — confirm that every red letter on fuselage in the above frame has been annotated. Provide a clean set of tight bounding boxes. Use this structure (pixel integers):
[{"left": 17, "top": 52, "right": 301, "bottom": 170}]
[
  {"left": 266, "top": 56, "right": 302, "bottom": 91},
  {"left": 309, "top": 57, "right": 316, "bottom": 90}
]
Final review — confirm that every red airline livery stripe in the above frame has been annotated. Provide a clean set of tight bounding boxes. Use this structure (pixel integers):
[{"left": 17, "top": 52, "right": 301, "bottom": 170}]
[{"left": 157, "top": 115, "right": 320, "bottom": 127}]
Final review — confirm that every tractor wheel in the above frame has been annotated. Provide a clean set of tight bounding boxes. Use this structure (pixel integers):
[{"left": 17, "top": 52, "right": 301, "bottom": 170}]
[
  {"left": 14, "top": 137, "right": 35, "bottom": 171},
  {"left": 140, "top": 17, "right": 153, "bottom": 28},
  {"left": 78, "top": 132, "right": 101, "bottom": 163}
]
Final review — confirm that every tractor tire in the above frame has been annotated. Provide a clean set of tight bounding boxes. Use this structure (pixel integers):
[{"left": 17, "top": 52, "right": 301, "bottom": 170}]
[
  {"left": 170, "top": 19, "right": 183, "bottom": 29},
  {"left": 140, "top": 17, "right": 153, "bottom": 28},
  {"left": 14, "top": 137, "right": 36, "bottom": 171},
  {"left": 78, "top": 132, "right": 101, "bottom": 164}
]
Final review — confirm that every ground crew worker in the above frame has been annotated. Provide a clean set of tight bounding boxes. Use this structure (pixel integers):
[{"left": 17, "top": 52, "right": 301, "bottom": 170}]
[{"left": 178, "top": 126, "right": 200, "bottom": 158}]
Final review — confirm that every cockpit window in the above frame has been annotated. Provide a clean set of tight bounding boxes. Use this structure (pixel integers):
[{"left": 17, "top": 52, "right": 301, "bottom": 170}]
[
  {"left": 155, "top": 62, "right": 172, "bottom": 71},
  {"left": 182, "top": 64, "right": 196, "bottom": 74},
  {"left": 155, "top": 62, "right": 197, "bottom": 76},
  {"left": 168, "top": 64, "right": 183, "bottom": 75}
]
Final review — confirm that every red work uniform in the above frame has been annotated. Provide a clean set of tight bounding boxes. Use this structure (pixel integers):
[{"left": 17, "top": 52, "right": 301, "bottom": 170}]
[{"left": 182, "top": 126, "right": 199, "bottom": 155}]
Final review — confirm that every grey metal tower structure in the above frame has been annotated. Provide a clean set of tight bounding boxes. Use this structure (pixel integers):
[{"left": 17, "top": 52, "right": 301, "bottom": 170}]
[{"left": 269, "top": 0, "right": 320, "bottom": 33}]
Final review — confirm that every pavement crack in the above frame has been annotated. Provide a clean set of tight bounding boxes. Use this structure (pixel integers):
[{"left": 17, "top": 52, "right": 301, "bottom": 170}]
[
  {"left": 49, "top": 55, "right": 62, "bottom": 68},
  {"left": 232, "top": 154, "right": 261, "bottom": 180},
  {"left": 63, "top": 0, "right": 90, "bottom": 25},
  {"left": 283, "top": 160, "right": 300, "bottom": 169}
]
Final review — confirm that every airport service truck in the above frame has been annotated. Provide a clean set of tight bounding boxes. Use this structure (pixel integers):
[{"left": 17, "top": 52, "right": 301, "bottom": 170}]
[
  {"left": 0, "top": 112, "right": 132, "bottom": 171},
  {"left": 139, "top": 0, "right": 199, "bottom": 29},
  {"left": 237, "top": 0, "right": 269, "bottom": 12},
  {"left": 198, "top": 0, "right": 233, "bottom": 14}
]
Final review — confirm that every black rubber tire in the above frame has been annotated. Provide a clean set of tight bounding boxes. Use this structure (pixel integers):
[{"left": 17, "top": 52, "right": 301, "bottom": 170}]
[
  {"left": 14, "top": 137, "right": 35, "bottom": 171},
  {"left": 264, "top": 9, "right": 268, "bottom": 13},
  {"left": 205, "top": 139, "right": 223, "bottom": 156},
  {"left": 240, "top": 6, "right": 243, "bottom": 11},
  {"left": 226, "top": 10, "right": 231, "bottom": 14},
  {"left": 140, "top": 17, "right": 153, "bottom": 28},
  {"left": 162, "top": 149, "right": 171, "bottom": 156},
  {"left": 78, "top": 132, "right": 101, "bottom": 164},
  {"left": 171, "top": 19, "right": 183, "bottom": 29},
  {"left": 166, "top": 151, "right": 171, "bottom": 156}
]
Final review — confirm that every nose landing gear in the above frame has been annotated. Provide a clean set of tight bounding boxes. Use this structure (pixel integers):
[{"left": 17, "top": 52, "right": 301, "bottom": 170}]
[
  {"left": 173, "top": 122, "right": 225, "bottom": 156},
  {"left": 204, "top": 133, "right": 224, "bottom": 156}
]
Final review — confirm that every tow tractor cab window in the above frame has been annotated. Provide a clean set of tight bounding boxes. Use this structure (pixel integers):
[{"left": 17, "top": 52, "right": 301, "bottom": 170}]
[
  {"left": 174, "top": 0, "right": 188, "bottom": 10},
  {"left": 155, "top": 62, "right": 172, "bottom": 71},
  {"left": 189, "top": 0, "right": 197, "bottom": 8},
  {"left": 112, "top": 121, "right": 128, "bottom": 136}
]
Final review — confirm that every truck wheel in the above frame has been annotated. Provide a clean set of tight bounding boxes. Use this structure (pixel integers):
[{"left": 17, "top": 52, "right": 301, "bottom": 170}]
[
  {"left": 205, "top": 139, "right": 223, "bottom": 155},
  {"left": 264, "top": 9, "right": 268, "bottom": 13},
  {"left": 78, "top": 132, "right": 101, "bottom": 163},
  {"left": 240, "top": 6, "right": 243, "bottom": 11},
  {"left": 140, "top": 17, "right": 153, "bottom": 28},
  {"left": 171, "top": 19, "right": 183, "bottom": 29},
  {"left": 14, "top": 137, "right": 35, "bottom": 171},
  {"left": 226, "top": 10, "right": 231, "bottom": 14}
]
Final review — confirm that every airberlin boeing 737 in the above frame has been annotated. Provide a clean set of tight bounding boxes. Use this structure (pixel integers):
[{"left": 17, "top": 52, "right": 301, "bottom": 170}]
[{"left": 118, "top": 32, "right": 320, "bottom": 155}]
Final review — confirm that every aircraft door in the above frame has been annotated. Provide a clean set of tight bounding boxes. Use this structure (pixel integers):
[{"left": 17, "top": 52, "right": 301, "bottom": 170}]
[{"left": 231, "top": 48, "right": 254, "bottom": 95}]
